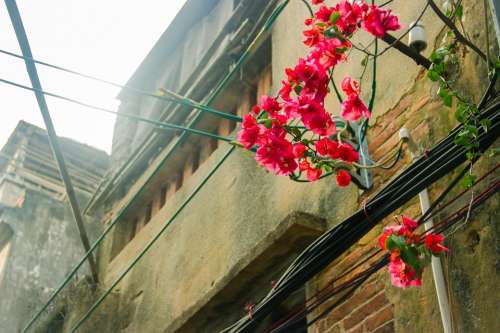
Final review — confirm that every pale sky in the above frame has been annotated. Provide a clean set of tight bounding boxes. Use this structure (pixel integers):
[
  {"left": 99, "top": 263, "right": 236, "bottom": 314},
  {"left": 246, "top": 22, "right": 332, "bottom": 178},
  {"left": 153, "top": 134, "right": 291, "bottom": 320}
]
[{"left": 0, "top": 0, "right": 187, "bottom": 154}]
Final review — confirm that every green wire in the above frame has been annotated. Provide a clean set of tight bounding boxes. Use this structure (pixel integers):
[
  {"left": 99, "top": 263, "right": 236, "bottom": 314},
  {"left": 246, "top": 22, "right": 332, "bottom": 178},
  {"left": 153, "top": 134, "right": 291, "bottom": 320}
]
[
  {"left": 0, "top": 49, "right": 242, "bottom": 123},
  {"left": 0, "top": 78, "right": 233, "bottom": 143},
  {"left": 68, "top": 146, "right": 236, "bottom": 333},
  {"left": 67, "top": 4, "right": 292, "bottom": 331},
  {"left": 20, "top": 2, "right": 290, "bottom": 332}
]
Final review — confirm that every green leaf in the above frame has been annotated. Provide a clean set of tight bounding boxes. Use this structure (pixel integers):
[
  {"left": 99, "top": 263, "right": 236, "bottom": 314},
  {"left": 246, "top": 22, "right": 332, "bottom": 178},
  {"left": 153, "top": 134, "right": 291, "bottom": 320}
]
[
  {"left": 329, "top": 11, "right": 341, "bottom": 24},
  {"left": 455, "top": 4, "right": 463, "bottom": 20},
  {"left": 433, "top": 62, "right": 445, "bottom": 75},
  {"left": 454, "top": 108, "right": 466, "bottom": 123},
  {"left": 479, "top": 119, "right": 492, "bottom": 132},
  {"left": 454, "top": 134, "right": 469, "bottom": 146},
  {"left": 427, "top": 70, "right": 440, "bottom": 82},
  {"left": 264, "top": 119, "right": 273, "bottom": 129},
  {"left": 400, "top": 247, "right": 424, "bottom": 275},
  {"left": 443, "top": 94, "right": 453, "bottom": 107},
  {"left": 461, "top": 174, "right": 476, "bottom": 188},
  {"left": 385, "top": 235, "right": 406, "bottom": 251}
]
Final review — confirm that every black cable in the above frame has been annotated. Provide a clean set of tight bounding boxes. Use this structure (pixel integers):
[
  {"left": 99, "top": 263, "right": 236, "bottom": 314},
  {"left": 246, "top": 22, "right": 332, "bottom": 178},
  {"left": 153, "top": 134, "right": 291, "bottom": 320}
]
[{"left": 224, "top": 95, "right": 500, "bottom": 333}]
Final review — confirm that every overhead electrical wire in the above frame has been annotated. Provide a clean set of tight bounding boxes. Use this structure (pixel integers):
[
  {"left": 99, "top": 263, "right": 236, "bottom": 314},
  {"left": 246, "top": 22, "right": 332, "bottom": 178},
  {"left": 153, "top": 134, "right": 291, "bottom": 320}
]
[
  {"left": 266, "top": 179, "right": 499, "bottom": 333},
  {"left": 223, "top": 90, "right": 500, "bottom": 332},
  {"left": 0, "top": 48, "right": 242, "bottom": 122},
  {"left": 0, "top": 77, "right": 233, "bottom": 143},
  {"left": 264, "top": 161, "right": 499, "bottom": 332}
]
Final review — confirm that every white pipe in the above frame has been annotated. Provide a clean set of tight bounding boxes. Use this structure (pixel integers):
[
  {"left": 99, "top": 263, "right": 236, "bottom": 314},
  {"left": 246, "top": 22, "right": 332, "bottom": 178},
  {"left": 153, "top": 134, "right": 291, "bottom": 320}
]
[{"left": 399, "top": 128, "right": 453, "bottom": 333}]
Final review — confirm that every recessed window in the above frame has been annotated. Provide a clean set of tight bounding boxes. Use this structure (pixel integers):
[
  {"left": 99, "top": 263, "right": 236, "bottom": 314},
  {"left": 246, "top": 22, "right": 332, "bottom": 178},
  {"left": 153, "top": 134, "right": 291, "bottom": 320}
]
[
  {"left": 160, "top": 185, "right": 167, "bottom": 208},
  {"left": 130, "top": 217, "right": 139, "bottom": 241},
  {"left": 144, "top": 202, "right": 153, "bottom": 225}
]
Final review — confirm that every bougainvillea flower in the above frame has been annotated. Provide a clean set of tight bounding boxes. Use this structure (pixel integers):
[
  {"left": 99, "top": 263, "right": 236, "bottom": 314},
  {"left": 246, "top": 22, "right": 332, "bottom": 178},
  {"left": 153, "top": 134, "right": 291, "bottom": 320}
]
[
  {"left": 279, "top": 80, "right": 293, "bottom": 101},
  {"left": 401, "top": 215, "right": 418, "bottom": 231},
  {"left": 336, "top": 169, "right": 351, "bottom": 187},
  {"left": 362, "top": 6, "right": 401, "bottom": 38},
  {"left": 315, "top": 5, "right": 334, "bottom": 22},
  {"left": 293, "top": 143, "right": 307, "bottom": 158},
  {"left": 260, "top": 95, "right": 281, "bottom": 115},
  {"left": 307, "top": 166, "right": 323, "bottom": 181},
  {"left": 341, "top": 96, "right": 370, "bottom": 121},
  {"left": 338, "top": 143, "right": 359, "bottom": 163},
  {"left": 389, "top": 258, "right": 422, "bottom": 288},
  {"left": 296, "top": 95, "right": 336, "bottom": 136},
  {"left": 425, "top": 234, "right": 449, "bottom": 253},
  {"left": 315, "top": 138, "right": 339, "bottom": 158},
  {"left": 334, "top": 0, "right": 368, "bottom": 34},
  {"left": 341, "top": 76, "right": 361, "bottom": 96},
  {"left": 255, "top": 125, "right": 297, "bottom": 175},
  {"left": 311, "top": 0, "right": 324, "bottom": 5},
  {"left": 237, "top": 114, "right": 262, "bottom": 149},
  {"left": 378, "top": 225, "right": 401, "bottom": 250}
]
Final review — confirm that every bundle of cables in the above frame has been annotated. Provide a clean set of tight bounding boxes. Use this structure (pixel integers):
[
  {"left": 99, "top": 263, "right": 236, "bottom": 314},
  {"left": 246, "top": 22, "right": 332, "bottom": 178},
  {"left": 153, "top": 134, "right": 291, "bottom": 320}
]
[{"left": 223, "top": 79, "right": 500, "bottom": 333}]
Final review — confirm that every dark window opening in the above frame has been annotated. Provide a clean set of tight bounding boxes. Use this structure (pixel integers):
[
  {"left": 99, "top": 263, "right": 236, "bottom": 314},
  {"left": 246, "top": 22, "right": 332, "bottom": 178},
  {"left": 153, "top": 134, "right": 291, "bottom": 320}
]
[
  {"left": 144, "top": 202, "right": 153, "bottom": 225},
  {"left": 160, "top": 185, "right": 167, "bottom": 207},
  {"left": 130, "top": 217, "right": 139, "bottom": 241}
]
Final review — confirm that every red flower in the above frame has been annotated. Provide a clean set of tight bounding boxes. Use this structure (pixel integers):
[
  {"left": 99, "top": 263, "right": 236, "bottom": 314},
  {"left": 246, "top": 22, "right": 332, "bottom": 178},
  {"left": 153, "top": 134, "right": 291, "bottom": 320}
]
[
  {"left": 260, "top": 95, "right": 281, "bottom": 115},
  {"left": 315, "top": 5, "right": 334, "bottom": 22},
  {"left": 401, "top": 216, "right": 418, "bottom": 231},
  {"left": 338, "top": 143, "right": 359, "bottom": 163},
  {"left": 255, "top": 125, "right": 298, "bottom": 175},
  {"left": 389, "top": 258, "right": 422, "bottom": 288},
  {"left": 279, "top": 81, "right": 292, "bottom": 101},
  {"left": 237, "top": 114, "right": 262, "bottom": 149},
  {"left": 341, "top": 96, "right": 370, "bottom": 121},
  {"left": 315, "top": 138, "right": 339, "bottom": 158},
  {"left": 295, "top": 95, "right": 336, "bottom": 136},
  {"left": 293, "top": 143, "right": 307, "bottom": 158},
  {"left": 341, "top": 76, "right": 361, "bottom": 96},
  {"left": 340, "top": 77, "right": 370, "bottom": 121},
  {"left": 311, "top": 0, "right": 324, "bottom": 5},
  {"left": 424, "top": 234, "right": 449, "bottom": 253},
  {"left": 362, "top": 6, "right": 401, "bottom": 38},
  {"left": 307, "top": 166, "right": 323, "bottom": 181},
  {"left": 336, "top": 169, "right": 351, "bottom": 187}
]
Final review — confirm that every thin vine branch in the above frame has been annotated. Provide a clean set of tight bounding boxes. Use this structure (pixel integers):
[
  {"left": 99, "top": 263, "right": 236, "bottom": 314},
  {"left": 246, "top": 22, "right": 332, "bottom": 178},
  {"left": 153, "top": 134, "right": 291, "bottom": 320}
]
[{"left": 427, "top": 0, "right": 489, "bottom": 64}]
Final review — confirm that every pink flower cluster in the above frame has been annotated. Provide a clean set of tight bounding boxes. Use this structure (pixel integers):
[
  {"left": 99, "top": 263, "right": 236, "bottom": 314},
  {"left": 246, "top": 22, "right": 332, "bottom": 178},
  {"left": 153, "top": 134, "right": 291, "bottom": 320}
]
[
  {"left": 237, "top": 0, "right": 400, "bottom": 183},
  {"left": 379, "top": 216, "right": 448, "bottom": 288}
]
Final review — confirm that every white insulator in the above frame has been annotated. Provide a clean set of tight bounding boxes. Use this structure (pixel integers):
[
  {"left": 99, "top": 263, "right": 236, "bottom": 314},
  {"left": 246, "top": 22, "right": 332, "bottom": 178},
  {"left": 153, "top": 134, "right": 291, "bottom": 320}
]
[
  {"left": 408, "top": 21, "right": 427, "bottom": 53},
  {"left": 442, "top": 0, "right": 453, "bottom": 14}
]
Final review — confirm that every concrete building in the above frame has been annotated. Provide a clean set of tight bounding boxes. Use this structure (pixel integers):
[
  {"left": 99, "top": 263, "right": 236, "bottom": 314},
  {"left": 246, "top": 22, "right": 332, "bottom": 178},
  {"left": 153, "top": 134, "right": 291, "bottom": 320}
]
[
  {"left": 0, "top": 121, "right": 109, "bottom": 333},
  {"left": 26, "top": 1, "right": 499, "bottom": 332}
]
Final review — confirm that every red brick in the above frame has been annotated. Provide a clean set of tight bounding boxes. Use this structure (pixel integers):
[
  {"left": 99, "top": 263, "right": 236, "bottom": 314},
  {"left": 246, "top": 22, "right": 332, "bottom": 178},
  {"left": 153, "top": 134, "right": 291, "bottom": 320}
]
[
  {"left": 365, "top": 306, "right": 394, "bottom": 331},
  {"left": 348, "top": 324, "right": 365, "bottom": 333},
  {"left": 409, "top": 95, "right": 430, "bottom": 113},
  {"left": 324, "top": 324, "right": 342, "bottom": 333},
  {"left": 372, "top": 321, "right": 395, "bottom": 333},
  {"left": 372, "top": 133, "right": 400, "bottom": 161},
  {"left": 343, "top": 293, "right": 390, "bottom": 330}
]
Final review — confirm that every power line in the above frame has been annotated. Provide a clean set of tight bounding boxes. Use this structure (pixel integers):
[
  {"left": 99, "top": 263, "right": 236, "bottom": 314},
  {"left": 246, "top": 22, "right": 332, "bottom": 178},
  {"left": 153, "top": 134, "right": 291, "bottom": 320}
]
[
  {"left": 0, "top": 77, "right": 233, "bottom": 143},
  {"left": 0, "top": 48, "right": 242, "bottom": 122}
]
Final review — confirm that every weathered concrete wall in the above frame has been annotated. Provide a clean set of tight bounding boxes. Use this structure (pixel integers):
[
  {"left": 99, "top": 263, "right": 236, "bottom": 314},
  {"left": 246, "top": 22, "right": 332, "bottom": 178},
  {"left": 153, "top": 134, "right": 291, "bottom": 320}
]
[
  {"left": 0, "top": 185, "right": 102, "bottom": 333},
  {"left": 44, "top": 0, "right": 499, "bottom": 332}
]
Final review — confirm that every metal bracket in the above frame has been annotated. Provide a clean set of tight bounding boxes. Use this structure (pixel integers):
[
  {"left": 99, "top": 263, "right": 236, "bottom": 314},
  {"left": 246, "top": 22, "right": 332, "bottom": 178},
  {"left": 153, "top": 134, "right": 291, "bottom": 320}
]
[{"left": 350, "top": 121, "right": 373, "bottom": 190}]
